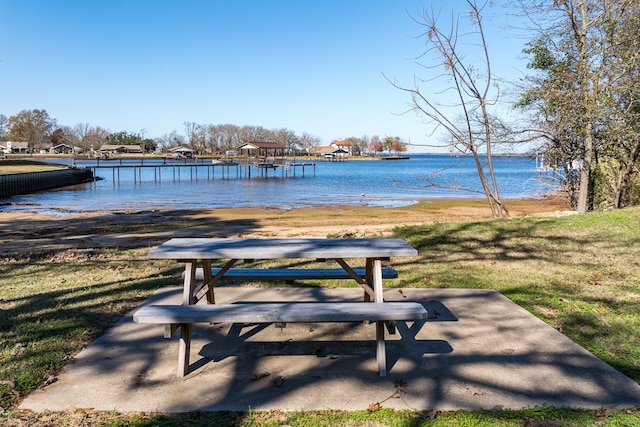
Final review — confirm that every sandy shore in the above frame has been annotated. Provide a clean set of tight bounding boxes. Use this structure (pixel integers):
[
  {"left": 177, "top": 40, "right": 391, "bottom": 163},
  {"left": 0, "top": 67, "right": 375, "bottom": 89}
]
[{"left": 0, "top": 197, "right": 571, "bottom": 256}]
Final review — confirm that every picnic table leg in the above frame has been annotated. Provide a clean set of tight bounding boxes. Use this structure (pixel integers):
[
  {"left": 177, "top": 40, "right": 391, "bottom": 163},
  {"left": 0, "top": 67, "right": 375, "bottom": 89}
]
[
  {"left": 373, "top": 258, "right": 387, "bottom": 375},
  {"left": 376, "top": 320, "right": 386, "bottom": 376},
  {"left": 202, "top": 259, "right": 215, "bottom": 304},
  {"left": 364, "top": 258, "right": 373, "bottom": 302},
  {"left": 183, "top": 260, "right": 197, "bottom": 305},
  {"left": 177, "top": 323, "right": 191, "bottom": 377},
  {"left": 373, "top": 259, "right": 384, "bottom": 303}
]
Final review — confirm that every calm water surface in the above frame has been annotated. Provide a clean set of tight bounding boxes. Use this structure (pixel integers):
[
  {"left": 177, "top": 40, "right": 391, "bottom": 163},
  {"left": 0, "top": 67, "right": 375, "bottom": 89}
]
[{"left": 1, "top": 154, "right": 562, "bottom": 215}]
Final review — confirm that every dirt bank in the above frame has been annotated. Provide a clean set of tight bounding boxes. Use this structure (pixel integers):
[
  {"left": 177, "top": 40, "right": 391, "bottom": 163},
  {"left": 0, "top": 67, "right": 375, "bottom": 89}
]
[{"left": 0, "top": 197, "right": 571, "bottom": 256}]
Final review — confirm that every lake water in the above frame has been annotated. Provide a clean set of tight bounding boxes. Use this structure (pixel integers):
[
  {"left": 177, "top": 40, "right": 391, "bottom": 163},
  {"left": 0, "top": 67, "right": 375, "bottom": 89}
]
[{"left": 1, "top": 154, "right": 562, "bottom": 215}]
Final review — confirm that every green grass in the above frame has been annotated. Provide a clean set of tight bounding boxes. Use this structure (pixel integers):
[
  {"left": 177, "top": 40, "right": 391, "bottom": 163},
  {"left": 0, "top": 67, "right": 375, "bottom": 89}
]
[
  {"left": 392, "top": 209, "right": 640, "bottom": 381},
  {"left": 1, "top": 207, "right": 640, "bottom": 425},
  {"left": 0, "top": 159, "right": 67, "bottom": 174}
]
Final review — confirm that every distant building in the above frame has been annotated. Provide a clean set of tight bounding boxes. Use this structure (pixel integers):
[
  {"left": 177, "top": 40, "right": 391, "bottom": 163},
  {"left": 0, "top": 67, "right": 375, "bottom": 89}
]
[
  {"left": 99, "top": 144, "right": 143, "bottom": 154},
  {"left": 330, "top": 139, "right": 356, "bottom": 156},
  {"left": 310, "top": 146, "right": 335, "bottom": 155},
  {"left": 310, "top": 145, "right": 349, "bottom": 157},
  {"left": 169, "top": 146, "right": 194, "bottom": 158},
  {"left": 51, "top": 143, "right": 83, "bottom": 155},
  {"left": 1, "top": 141, "right": 29, "bottom": 154}
]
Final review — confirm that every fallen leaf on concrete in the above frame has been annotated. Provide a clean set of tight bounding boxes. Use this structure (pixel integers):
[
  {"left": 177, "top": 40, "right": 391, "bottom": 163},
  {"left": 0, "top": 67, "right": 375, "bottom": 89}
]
[
  {"left": 251, "top": 372, "right": 270, "bottom": 381},
  {"left": 466, "top": 385, "right": 484, "bottom": 396},
  {"left": 368, "top": 401, "right": 381, "bottom": 412},
  {"left": 43, "top": 375, "right": 57, "bottom": 386}
]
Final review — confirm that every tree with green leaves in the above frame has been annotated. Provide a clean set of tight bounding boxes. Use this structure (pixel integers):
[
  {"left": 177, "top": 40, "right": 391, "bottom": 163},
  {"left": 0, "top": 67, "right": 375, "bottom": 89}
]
[
  {"left": 105, "top": 131, "right": 141, "bottom": 147},
  {"left": 516, "top": 0, "right": 640, "bottom": 211}
]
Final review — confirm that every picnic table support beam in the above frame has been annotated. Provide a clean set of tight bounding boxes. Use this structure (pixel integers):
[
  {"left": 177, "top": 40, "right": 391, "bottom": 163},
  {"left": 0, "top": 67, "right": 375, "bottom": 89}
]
[
  {"left": 334, "top": 258, "right": 375, "bottom": 301},
  {"left": 203, "top": 260, "right": 214, "bottom": 304},
  {"left": 205, "top": 259, "right": 239, "bottom": 303}
]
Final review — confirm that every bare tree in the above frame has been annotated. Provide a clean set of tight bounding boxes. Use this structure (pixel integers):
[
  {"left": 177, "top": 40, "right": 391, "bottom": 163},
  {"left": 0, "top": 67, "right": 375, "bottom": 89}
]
[
  {"left": 183, "top": 121, "right": 206, "bottom": 154},
  {"left": 85, "top": 126, "right": 109, "bottom": 153},
  {"left": 156, "top": 131, "right": 184, "bottom": 152},
  {"left": 72, "top": 123, "right": 94, "bottom": 152},
  {"left": 298, "top": 132, "right": 321, "bottom": 154},
  {"left": 217, "top": 124, "right": 241, "bottom": 152},
  {"left": 389, "top": 0, "right": 508, "bottom": 218},
  {"left": 0, "top": 114, "right": 8, "bottom": 140},
  {"left": 59, "top": 125, "right": 80, "bottom": 147},
  {"left": 369, "top": 135, "right": 384, "bottom": 157},
  {"left": 272, "top": 128, "right": 299, "bottom": 152},
  {"left": 204, "top": 124, "right": 222, "bottom": 155}
]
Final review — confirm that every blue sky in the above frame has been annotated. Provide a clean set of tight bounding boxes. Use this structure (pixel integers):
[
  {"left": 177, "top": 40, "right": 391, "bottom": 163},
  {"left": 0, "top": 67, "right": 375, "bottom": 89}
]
[{"left": 0, "top": 1, "right": 529, "bottom": 152}]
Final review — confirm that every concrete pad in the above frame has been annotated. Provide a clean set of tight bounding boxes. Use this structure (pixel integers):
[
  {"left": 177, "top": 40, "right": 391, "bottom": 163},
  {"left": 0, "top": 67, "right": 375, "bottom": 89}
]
[{"left": 20, "top": 287, "right": 640, "bottom": 412}]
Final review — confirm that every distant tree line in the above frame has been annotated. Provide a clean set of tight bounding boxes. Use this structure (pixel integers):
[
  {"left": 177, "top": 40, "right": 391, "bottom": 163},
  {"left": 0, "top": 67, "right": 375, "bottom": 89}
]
[
  {"left": 0, "top": 111, "right": 325, "bottom": 156},
  {"left": 0, "top": 109, "right": 115, "bottom": 154},
  {"left": 174, "top": 122, "right": 322, "bottom": 156},
  {"left": 0, "top": 110, "right": 410, "bottom": 159},
  {"left": 368, "top": 135, "right": 408, "bottom": 157}
]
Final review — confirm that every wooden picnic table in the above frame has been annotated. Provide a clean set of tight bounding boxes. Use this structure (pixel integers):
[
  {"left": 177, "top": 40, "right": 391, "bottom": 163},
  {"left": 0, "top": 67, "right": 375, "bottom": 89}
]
[{"left": 142, "top": 237, "right": 424, "bottom": 376}]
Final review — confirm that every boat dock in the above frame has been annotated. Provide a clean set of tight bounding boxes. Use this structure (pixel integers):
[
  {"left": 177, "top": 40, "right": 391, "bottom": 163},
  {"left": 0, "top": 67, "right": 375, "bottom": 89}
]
[{"left": 86, "top": 158, "right": 315, "bottom": 184}]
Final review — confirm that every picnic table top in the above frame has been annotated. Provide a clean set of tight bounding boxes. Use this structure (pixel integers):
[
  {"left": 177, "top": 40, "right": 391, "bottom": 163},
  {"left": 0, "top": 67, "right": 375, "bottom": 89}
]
[{"left": 148, "top": 237, "right": 418, "bottom": 260}]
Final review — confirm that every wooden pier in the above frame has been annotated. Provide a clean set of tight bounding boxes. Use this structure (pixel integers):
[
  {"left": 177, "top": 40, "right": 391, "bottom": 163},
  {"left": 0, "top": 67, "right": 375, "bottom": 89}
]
[{"left": 86, "top": 159, "right": 315, "bottom": 184}]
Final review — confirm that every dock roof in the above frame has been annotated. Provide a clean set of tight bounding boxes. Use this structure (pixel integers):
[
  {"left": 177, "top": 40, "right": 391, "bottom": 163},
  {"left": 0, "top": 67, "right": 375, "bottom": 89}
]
[{"left": 237, "top": 141, "right": 286, "bottom": 150}]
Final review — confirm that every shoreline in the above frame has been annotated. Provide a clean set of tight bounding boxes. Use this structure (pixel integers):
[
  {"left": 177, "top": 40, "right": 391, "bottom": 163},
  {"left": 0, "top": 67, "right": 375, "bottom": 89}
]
[
  {"left": 0, "top": 196, "right": 569, "bottom": 220},
  {"left": 0, "top": 197, "right": 572, "bottom": 255}
]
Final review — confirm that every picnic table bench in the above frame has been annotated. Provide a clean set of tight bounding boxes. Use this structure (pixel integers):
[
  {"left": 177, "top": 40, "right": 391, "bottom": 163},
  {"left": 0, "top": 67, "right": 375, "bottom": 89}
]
[
  {"left": 186, "top": 266, "right": 398, "bottom": 283},
  {"left": 133, "top": 301, "right": 428, "bottom": 377}
]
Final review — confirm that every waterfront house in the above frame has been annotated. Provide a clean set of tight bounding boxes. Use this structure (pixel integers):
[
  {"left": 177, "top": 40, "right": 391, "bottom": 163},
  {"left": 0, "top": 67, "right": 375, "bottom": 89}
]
[
  {"left": 99, "top": 144, "right": 143, "bottom": 154},
  {"left": 310, "top": 146, "right": 349, "bottom": 158},
  {"left": 51, "top": 143, "right": 82, "bottom": 155},
  {"left": 2, "top": 141, "right": 29, "bottom": 154},
  {"left": 330, "top": 139, "right": 356, "bottom": 156},
  {"left": 169, "top": 146, "right": 194, "bottom": 159},
  {"left": 310, "top": 146, "right": 335, "bottom": 156}
]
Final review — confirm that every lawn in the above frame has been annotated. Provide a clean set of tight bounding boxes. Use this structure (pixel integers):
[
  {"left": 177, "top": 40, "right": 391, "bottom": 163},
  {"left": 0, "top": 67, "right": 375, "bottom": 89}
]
[
  {"left": 0, "top": 159, "right": 67, "bottom": 174},
  {"left": 1, "top": 206, "right": 639, "bottom": 426}
]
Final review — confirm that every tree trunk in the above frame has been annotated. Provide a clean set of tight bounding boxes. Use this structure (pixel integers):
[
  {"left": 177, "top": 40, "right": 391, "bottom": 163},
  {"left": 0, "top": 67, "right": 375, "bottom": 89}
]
[{"left": 577, "top": 124, "right": 593, "bottom": 213}]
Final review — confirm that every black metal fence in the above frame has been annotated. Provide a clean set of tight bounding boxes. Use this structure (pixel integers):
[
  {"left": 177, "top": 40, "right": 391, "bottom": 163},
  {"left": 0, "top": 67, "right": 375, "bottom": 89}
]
[{"left": 0, "top": 168, "right": 94, "bottom": 198}]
